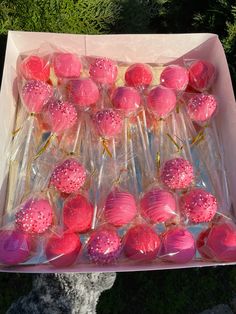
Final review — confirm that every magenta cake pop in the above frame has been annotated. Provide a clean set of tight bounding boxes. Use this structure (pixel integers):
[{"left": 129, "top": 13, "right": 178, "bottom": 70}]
[
  {"left": 21, "top": 80, "right": 53, "bottom": 113},
  {"left": 180, "top": 188, "right": 217, "bottom": 224},
  {"left": 111, "top": 86, "right": 141, "bottom": 115},
  {"left": 124, "top": 224, "right": 161, "bottom": 261},
  {"left": 63, "top": 194, "right": 93, "bottom": 233},
  {"left": 160, "top": 227, "right": 196, "bottom": 263},
  {"left": 42, "top": 99, "right": 77, "bottom": 134},
  {"left": 53, "top": 53, "right": 82, "bottom": 78},
  {"left": 15, "top": 198, "right": 53, "bottom": 234},
  {"left": 188, "top": 60, "right": 215, "bottom": 91},
  {"left": 160, "top": 65, "right": 189, "bottom": 91},
  {"left": 87, "top": 227, "right": 121, "bottom": 264},
  {"left": 0, "top": 230, "right": 32, "bottom": 265},
  {"left": 147, "top": 85, "right": 177, "bottom": 118},
  {"left": 104, "top": 189, "right": 137, "bottom": 227},
  {"left": 20, "top": 55, "right": 50, "bottom": 82},
  {"left": 197, "top": 223, "right": 236, "bottom": 262},
  {"left": 89, "top": 57, "right": 118, "bottom": 85},
  {"left": 93, "top": 108, "right": 123, "bottom": 139},
  {"left": 140, "top": 187, "right": 177, "bottom": 224},
  {"left": 125, "top": 63, "right": 153, "bottom": 88},
  {"left": 50, "top": 158, "right": 86, "bottom": 194},
  {"left": 67, "top": 78, "right": 99, "bottom": 108},
  {"left": 186, "top": 94, "right": 217, "bottom": 123},
  {"left": 46, "top": 232, "right": 81, "bottom": 267}
]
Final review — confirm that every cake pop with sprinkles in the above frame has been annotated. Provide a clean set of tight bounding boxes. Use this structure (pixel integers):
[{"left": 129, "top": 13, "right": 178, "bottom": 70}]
[{"left": 89, "top": 57, "right": 118, "bottom": 85}]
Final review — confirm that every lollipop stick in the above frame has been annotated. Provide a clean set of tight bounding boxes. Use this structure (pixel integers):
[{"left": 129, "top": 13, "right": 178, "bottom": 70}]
[
  {"left": 142, "top": 109, "right": 150, "bottom": 148},
  {"left": 137, "top": 116, "right": 152, "bottom": 175},
  {"left": 178, "top": 109, "right": 193, "bottom": 163},
  {"left": 129, "top": 129, "right": 138, "bottom": 196},
  {"left": 124, "top": 117, "right": 128, "bottom": 170},
  {"left": 112, "top": 138, "right": 118, "bottom": 180},
  {"left": 72, "top": 117, "right": 83, "bottom": 154}
]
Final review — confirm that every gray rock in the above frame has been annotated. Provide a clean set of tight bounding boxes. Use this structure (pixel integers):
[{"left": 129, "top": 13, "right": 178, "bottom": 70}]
[{"left": 199, "top": 304, "right": 234, "bottom": 314}]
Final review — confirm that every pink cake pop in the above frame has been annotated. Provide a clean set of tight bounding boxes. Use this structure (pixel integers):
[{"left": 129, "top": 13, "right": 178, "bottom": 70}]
[
  {"left": 104, "top": 189, "right": 137, "bottom": 227},
  {"left": 53, "top": 53, "right": 82, "bottom": 78},
  {"left": 15, "top": 198, "right": 53, "bottom": 234},
  {"left": 186, "top": 94, "right": 217, "bottom": 124},
  {"left": 124, "top": 224, "right": 161, "bottom": 261},
  {"left": 161, "top": 157, "right": 194, "bottom": 190},
  {"left": 140, "top": 187, "right": 177, "bottom": 224},
  {"left": 180, "top": 188, "right": 217, "bottom": 224},
  {"left": 20, "top": 55, "right": 50, "bottom": 82},
  {"left": 160, "top": 227, "right": 196, "bottom": 263},
  {"left": 50, "top": 158, "right": 86, "bottom": 194},
  {"left": 197, "top": 223, "right": 236, "bottom": 262},
  {"left": 87, "top": 227, "right": 121, "bottom": 264},
  {"left": 160, "top": 65, "right": 189, "bottom": 91},
  {"left": 0, "top": 230, "right": 32, "bottom": 265},
  {"left": 46, "top": 232, "right": 81, "bottom": 267},
  {"left": 63, "top": 194, "right": 93, "bottom": 233},
  {"left": 147, "top": 85, "right": 177, "bottom": 118},
  {"left": 89, "top": 57, "right": 118, "bottom": 85},
  {"left": 188, "top": 60, "right": 215, "bottom": 91},
  {"left": 67, "top": 78, "right": 100, "bottom": 108},
  {"left": 21, "top": 80, "right": 53, "bottom": 113},
  {"left": 125, "top": 63, "right": 153, "bottom": 88},
  {"left": 111, "top": 86, "right": 141, "bottom": 115}
]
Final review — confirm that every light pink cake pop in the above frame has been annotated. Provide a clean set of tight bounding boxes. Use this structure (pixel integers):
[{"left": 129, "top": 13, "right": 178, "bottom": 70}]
[
  {"left": 197, "top": 223, "right": 236, "bottom": 262},
  {"left": 147, "top": 85, "right": 176, "bottom": 118},
  {"left": 42, "top": 99, "right": 77, "bottom": 134},
  {"left": 22, "top": 80, "right": 53, "bottom": 113},
  {"left": 140, "top": 187, "right": 177, "bottom": 224},
  {"left": 16, "top": 198, "right": 53, "bottom": 234},
  {"left": 93, "top": 108, "right": 123, "bottom": 139},
  {"left": 46, "top": 232, "right": 81, "bottom": 267},
  {"left": 63, "top": 194, "right": 93, "bottom": 233},
  {"left": 89, "top": 57, "right": 118, "bottom": 85},
  {"left": 20, "top": 55, "right": 50, "bottom": 82},
  {"left": 111, "top": 86, "right": 141, "bottom": 115},
  {"left": 104, "top": 189, "right": 137, "bottom": 227},
  {"left": 50, "top": 158, "right": 86, "bottom": 194},
  {"left": 87, "top": 227, "right": 121, "bottom": 264},
  {"left": 160, "top": 227, "right": 196, "bottom": 263},
  {"left": 186, "top": 94, "right": 217, "bottom": 123},
  {"left": 161, "top": 157, "right": 194, "bottom": 190},
  {"left": 125, "top": 63, "right": 153, "bottom": 88},
  {"left": 0, "top": 230, "right": 32, "bottom": 265},
  {"left": 188, "top": 60, "right": 215, "bottom": 91},
  {"left": 53, "top": 53, "right": 82, "bottom": 78},
  {"left": 124, "top": 224, "right": 161, "bottom": 261},
  {"left": 160, "top": 65, "right": 189, "bottom": 91},
  {"left": 67, "top": 78, "right": 99, "bottom": 108},
  {"left": 180, "top": 188, "right": 217, "bottom": 224}
]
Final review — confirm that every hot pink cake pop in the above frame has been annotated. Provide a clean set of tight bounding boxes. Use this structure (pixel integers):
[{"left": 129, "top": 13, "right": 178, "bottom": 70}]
[
  {"left": 15, "top": 198, "right": 53, "bottom": 234},
  {"left": 67, "top": 78, "right": 99, "bottom": 108},
  {"left": 197, "top": 223, "right": 236, "bottom": 262},
  {"left": 53, "top": 53, "right": 82, "bottom": 78},
  {"left": 188, "top": 60, "right": 215, "bottom": 91},
  {"left": 124, "top": 224, "right": 161, "bottom": 261},
  {"left": 20, "top": 55, "right": 50, "bottom": 82},
  {"left": 21, "top": 80, "right": 53, "bottom": 113},
  {"left": 87, "top": 227, "right": 121, "bottom": 264},
  {"left": 125, "top": 63, "right": 153, "bottom": 88},
  {"left": 42, "top": 99, "right": 77, "bottom": 134},
  {"left": 161, "top": 157, "right": 194, "bottom": 190},
  {"left": 160, "top": 227, "right": 196, "bottom": 263},
  {"left": 160, "top": 65, "right": 189, "bottom": 91},
  {"left": 89, "top": 57, "right": 118, "bottom": 85},
  {"left": 186, "top": 94, "right": 217, "bottom": 123},
  {"left": 0, "top": 230, "right": 32, "bottom": 265},
  {"left": 93, "top": 108, "right": 123, "bottom": 139},
  {"left": 50, "top": 158, "right": 86, "bottom": 194},
  {"left": 104, "top": 189, "right": 137, "bottom": 227},
  {"left": 147, "top": 85, "right": 176, "bottom": 118},
  {"left": 140, "top": 187, "right": 177, "bottom": 224},
  {"left": 63, "top": 194, "right": 93, "bottom": 233},
  {"left": 111, "top": 86, "right": 141, "bottom": 115},
  {"left": 46, "top": 232, "right": 81, "bottom": 267},
  {"left": 180, "top": 188, "right": 217, "bottom": 223}
]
